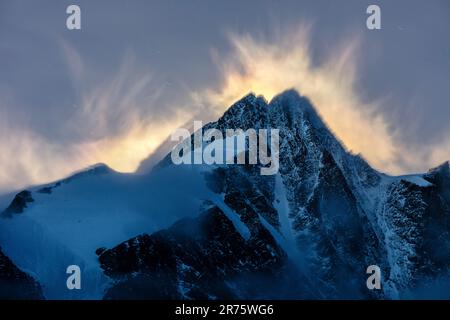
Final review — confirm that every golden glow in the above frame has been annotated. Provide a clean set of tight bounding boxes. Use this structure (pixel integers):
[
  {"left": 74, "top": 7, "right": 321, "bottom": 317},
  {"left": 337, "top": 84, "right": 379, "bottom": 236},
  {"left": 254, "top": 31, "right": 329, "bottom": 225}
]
[
  {"left": 0, "top": 107, "right": 189, "bottom": 192},
  {"left": 196, "top": 28, "right": 401, "bottom": 173},
  {"left": 0, "top": 45, "right": 192, "bottom": 192},
  {"left": 76, "top": 119, "right": 186, "bottom": 172}
]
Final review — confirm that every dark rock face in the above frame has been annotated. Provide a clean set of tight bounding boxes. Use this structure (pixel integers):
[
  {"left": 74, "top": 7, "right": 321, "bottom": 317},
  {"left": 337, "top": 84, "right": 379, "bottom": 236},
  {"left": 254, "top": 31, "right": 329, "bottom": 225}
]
[
  {"left": 97, "top": 90, "right": 450, "bottom": 299},
  {"left": 203, "top": 91, "right": 383, "bottom": 298},
  {"left": 2, "top": 190, "right": 34, "bottom": 216},
  {"left": 0, "top": 247, "right": 44, "bottom": 299},
  {"left": 381, "top": 166, "right": 450, "bottom": 295},
  {"left": 99, "top": 206, "right": 290, "bottom": 299}
]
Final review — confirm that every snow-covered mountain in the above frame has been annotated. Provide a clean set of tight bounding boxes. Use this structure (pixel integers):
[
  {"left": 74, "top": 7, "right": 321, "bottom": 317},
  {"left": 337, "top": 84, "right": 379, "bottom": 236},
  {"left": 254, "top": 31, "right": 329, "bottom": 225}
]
[{"left": 1, "top": 89, "right": 449, "bottom": 299}]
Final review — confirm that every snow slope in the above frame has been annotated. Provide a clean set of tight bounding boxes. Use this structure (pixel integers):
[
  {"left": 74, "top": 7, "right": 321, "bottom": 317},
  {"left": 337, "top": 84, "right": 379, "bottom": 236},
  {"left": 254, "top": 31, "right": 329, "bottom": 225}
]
[{"left": 0, "top": 163, "right": 212, "bottom": 299}]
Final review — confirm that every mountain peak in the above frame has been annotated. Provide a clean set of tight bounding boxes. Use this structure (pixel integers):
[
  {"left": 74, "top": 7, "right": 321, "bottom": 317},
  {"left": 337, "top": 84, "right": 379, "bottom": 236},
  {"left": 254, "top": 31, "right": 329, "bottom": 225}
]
[
  {"left": 69, "top": 163, "right": 113, "bottom": 178},
  {"left": 270, "top": 89, "right": 317, "bottom": 116},
  {"left": 427, "top": 161, "right": 450, "bottom": 176},
  {"left": 270, "top": 88, "right": 302, "bottom": 101},
  {"left": 424, "top": 161, "right": 450, "bottom": 187},
  {"left": 227, "top": 92, "right": 268, "bottom": 110},
  {"left": 218, "top": 89, "right": 322, "bottom": 128},
  {"left": 239, "top": 92, "right": 258, "bottom": 102}
]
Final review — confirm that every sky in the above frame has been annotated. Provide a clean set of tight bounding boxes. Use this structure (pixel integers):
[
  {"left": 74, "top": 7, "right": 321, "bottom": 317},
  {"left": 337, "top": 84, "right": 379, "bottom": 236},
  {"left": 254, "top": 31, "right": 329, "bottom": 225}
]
[{"left": 0, "top": 0, "right": 449, "bottom": 193}]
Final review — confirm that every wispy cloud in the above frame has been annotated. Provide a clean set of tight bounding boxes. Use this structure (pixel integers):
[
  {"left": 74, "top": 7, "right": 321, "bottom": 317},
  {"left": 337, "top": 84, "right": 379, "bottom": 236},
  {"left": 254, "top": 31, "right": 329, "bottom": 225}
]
[
  {"left": 0, "top": 42, "right": 188, "bottom": 193},
  {"left": 194, "top": 26, "right": 450, "bottom": 174},
  {"left": 194, "top": 26, "right": 403, "bottom": 173}
]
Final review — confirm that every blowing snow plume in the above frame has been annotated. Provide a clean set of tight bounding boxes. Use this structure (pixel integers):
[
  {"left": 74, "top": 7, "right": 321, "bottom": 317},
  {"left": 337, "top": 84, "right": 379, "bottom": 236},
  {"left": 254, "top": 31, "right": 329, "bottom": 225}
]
[{"left": 194, "top": 27, "right": 401, "bottom": 174}]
